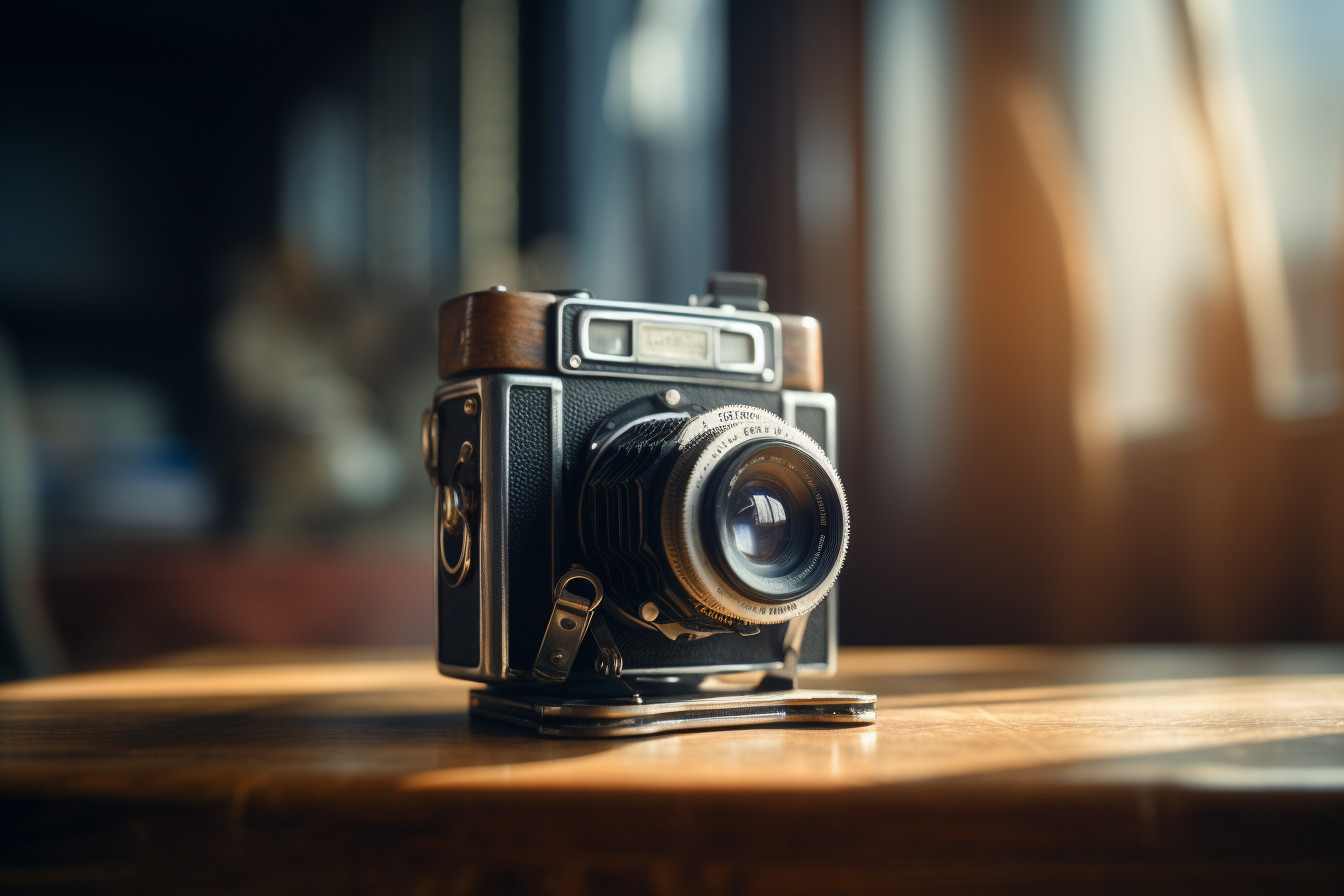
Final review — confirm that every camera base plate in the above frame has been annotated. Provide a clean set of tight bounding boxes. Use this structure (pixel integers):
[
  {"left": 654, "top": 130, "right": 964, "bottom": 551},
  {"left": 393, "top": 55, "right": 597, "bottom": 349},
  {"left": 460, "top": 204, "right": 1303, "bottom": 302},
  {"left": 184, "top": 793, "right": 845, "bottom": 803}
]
[{"left": 468, "top": 686, "right": 876, "bottom": 738}]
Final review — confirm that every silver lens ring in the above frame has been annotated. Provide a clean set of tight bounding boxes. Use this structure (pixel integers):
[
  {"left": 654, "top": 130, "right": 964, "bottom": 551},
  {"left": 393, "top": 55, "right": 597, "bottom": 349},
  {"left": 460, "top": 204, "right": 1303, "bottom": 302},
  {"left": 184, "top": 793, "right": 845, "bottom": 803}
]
[{"left": 661, "top": 410, "right": 849, "bottom": 625}]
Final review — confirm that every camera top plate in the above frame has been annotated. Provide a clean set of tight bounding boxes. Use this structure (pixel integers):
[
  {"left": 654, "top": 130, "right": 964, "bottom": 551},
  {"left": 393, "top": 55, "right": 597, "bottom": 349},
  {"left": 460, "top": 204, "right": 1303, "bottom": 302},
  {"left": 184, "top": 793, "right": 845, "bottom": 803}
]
[
  {"left": 437, "top": 285, "right": 825, "bottom": 392},
  {"left": 554, "top": 297, "right": 784, "bottom": 390}
]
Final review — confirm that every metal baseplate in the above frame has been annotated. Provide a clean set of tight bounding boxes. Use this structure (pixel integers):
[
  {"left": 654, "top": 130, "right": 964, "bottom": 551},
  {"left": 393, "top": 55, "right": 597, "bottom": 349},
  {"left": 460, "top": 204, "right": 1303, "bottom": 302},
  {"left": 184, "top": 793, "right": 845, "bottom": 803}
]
[{"left": 469, "top": 686, "right": 877, "bottom": 738}]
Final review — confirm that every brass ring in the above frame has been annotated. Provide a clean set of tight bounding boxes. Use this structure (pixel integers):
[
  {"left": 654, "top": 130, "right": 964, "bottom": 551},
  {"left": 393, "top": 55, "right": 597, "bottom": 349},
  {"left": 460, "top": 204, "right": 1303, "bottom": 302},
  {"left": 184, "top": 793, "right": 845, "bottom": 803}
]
[{"left": 437, "top": 441, "right": 475, "bottom": 588}]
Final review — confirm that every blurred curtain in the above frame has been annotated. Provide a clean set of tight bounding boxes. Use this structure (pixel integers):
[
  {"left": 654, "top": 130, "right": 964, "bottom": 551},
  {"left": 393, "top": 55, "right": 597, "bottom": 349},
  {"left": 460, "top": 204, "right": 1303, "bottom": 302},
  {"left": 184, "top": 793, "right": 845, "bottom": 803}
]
[
  {"left": 916, "top": 0, "right": 1121, "bottom": 643},
  {"left": 845, "top": 0, "right": 1344, "bottom": 643}
]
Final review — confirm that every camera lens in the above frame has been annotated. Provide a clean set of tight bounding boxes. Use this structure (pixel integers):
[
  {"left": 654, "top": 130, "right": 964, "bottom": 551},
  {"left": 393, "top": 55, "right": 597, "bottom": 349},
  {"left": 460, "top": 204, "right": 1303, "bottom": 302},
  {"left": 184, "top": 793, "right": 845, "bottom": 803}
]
[
  {"left": 578, "top": 404, "right": 847, "bottom": 632},
  {"left": 706, "top": 441, "right": 840, "bottom": 602},
  {"left": 659, "top": 411, "right": 848, "bottom": 625}
]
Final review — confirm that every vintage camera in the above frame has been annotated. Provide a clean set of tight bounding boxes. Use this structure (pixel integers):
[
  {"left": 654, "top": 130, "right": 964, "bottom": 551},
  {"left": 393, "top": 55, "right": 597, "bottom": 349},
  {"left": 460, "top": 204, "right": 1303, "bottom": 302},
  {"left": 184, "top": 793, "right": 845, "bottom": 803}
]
[{"left": 423, "top": 274, "right": 873, "bottom": 735}]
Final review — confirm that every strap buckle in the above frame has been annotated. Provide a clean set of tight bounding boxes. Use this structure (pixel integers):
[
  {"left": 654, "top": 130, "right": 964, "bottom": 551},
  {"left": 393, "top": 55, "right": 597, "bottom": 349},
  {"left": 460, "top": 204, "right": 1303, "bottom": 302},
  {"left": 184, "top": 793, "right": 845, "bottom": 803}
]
[
  {"left": 434, "top": 435, "right": 475, "bottom": 588},
  {"left": 533, "top": 567, "right": 605, "bottom": 683}
]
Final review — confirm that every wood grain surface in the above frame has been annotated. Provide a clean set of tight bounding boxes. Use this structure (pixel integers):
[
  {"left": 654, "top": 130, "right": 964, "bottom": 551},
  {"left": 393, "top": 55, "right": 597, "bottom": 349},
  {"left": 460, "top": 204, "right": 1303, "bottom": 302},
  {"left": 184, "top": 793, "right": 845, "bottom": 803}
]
[
  {"left": 778, "top": 313, "right": 824, "bottom": 392},
  {"left": 437, "top": 289, "right": 555, "bottom": 379},
  {"left": 3, "top": 646, "right": 1342, "bottom": 893}
]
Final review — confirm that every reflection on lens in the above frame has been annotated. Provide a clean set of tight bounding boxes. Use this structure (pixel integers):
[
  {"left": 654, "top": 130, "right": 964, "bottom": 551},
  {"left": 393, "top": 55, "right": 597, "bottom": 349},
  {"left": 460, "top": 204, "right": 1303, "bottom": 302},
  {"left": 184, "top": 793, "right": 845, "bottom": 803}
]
[
  {"left": 705, "top": 440, "right": 840, "bottom": 604},
  {"left": 731, "top": 486, "right": 792, "bottom": 563}
]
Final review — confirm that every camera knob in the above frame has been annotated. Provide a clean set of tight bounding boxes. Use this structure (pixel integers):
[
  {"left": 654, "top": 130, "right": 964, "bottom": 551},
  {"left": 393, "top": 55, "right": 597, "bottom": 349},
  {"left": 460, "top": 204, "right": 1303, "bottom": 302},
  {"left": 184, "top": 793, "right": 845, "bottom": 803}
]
[
  {"left": 437, "top": 441, "right": 476, "bottom": 588},
  {"left": 693, "top": 272, "right": 768, "bottom": 312}
]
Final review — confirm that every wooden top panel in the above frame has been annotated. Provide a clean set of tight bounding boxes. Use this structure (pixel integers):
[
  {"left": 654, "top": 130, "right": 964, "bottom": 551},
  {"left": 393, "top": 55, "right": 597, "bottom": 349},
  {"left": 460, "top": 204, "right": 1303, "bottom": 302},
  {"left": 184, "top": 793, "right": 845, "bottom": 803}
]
[
  {"left": 437, "top": 289, "right": 825, "bottom": 391},
  {"left": 779, "top": 313, "right": 823, "bottom": 392},
  {"left": 4, "top": 646, "right": 1342, "bottom": 890},
  {"left": 437, "top": 289, "right": 555, "bottom": 379}
]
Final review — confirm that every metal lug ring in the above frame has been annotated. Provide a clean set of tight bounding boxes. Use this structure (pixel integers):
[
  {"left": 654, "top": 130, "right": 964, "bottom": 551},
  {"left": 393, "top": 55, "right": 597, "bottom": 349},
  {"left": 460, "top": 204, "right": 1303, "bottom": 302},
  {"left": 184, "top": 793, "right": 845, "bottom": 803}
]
[{"left": 437, "top": 441, "right": 475, "bottom": 588}]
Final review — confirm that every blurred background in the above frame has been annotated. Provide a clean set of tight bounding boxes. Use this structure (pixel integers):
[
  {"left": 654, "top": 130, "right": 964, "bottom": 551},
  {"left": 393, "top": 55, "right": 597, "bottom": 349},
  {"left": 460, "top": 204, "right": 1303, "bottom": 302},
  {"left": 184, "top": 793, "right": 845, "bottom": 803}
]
[{"left": 3, "top": 0, "right": 1344, "bottom": 677}]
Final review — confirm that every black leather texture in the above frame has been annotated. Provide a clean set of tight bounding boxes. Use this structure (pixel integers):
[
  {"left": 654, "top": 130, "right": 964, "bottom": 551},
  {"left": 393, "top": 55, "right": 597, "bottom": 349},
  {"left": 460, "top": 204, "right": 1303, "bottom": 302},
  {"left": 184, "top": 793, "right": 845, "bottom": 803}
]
[{"left": 505, "top": 385, "right": 555, "bottom": 670}]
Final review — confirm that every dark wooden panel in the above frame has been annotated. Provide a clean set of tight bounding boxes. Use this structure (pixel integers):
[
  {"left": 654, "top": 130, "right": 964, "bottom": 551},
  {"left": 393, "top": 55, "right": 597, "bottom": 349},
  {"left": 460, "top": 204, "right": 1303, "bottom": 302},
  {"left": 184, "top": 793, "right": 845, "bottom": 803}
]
[
  {"left": 779, "top": 313, "right": 824, "bottom": 392},
  {"left": 438, "top": 289, "right": 555, "bottom": 379}
]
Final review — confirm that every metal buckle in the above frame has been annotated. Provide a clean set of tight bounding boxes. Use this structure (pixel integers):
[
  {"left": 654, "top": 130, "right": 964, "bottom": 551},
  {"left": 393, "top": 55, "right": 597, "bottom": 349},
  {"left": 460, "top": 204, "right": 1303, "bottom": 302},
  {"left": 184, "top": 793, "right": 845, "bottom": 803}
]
[
  {"left": 425, "top": 404, "right": 479, "bottom": 590},
  {"left": 436, "top": 440, "right": 475, "bottom": 589},
  {"left": 533, "top": 567, "right": 604, "bottom": 683}
]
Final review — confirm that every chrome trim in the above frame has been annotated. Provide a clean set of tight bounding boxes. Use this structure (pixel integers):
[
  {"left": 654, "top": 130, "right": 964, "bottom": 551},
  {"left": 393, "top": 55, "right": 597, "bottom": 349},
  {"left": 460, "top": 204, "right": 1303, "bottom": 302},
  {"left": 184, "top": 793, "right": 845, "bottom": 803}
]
[
  {"left": 619, "top": 659, "right": 814, "bottom": 677},
  {"left": 576, "top": 311, "right": 636, "bottom": 362},
  {"left": 470, "top": 686, "right": 876, "bottom": 737},
  {"left": 782, "top": 389, "right": 840, "bottom": 675},
  {"left": 713, "top": 325, "right": 768, "bottom": 374},
  {"left": 566, "top": 295, "right": 779, "bottom": 324},
  {"left": 549, "top": 381, "right": 564, "bottom": 590},
  {"left": 557, "top": 297, "right": 783, "bottom": 390},
  {"left": 577, "top": 308, "right": 768, "bottom": 375},
  {"left": 484, "top": 377, "right": 508, "bottom": 678}
]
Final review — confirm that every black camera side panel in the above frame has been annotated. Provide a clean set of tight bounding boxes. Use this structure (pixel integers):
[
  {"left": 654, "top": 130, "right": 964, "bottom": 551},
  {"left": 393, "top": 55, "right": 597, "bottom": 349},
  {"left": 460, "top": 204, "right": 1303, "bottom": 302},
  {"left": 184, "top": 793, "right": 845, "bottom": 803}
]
[
  {"left": 435, "top": 389, "right": 483, "bottom": 670},
  {"left": 503, "top": 384, "right": 557, "bottom": 673},
  {"left": 793, "top": 404, "right": 829, "bottom": 451},
  {"left": 789, "top": 398, "right": 839, "bottom": 667},
  {"left": 555, "top": 300, "right": 779, "bottom": 387}
]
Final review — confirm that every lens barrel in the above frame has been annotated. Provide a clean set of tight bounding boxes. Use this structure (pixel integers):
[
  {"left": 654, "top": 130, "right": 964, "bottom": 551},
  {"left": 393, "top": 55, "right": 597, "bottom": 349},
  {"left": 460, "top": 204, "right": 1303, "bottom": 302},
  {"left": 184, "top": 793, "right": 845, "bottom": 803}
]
[
  {"left": 579, "top": 405, "right": 848, "bottom": 631},
  {"left": 660, "top": 410, "right": 848, "bottom": 626}
]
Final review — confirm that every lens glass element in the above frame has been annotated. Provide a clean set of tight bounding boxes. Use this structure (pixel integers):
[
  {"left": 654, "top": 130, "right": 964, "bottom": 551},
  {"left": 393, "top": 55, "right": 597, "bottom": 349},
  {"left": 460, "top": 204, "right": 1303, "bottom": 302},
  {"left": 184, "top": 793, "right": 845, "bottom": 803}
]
[
  {"left": 707, "top": 440, "right": 841, "bottom": 603},
  {"left": 730, "top": 486, "right": 792, "bottom": 562}
]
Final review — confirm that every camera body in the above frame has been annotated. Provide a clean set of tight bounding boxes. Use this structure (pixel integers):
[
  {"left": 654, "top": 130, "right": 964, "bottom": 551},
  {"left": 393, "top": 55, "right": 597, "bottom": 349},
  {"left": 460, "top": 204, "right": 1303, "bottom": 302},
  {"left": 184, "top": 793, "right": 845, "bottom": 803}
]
[{"left": 425, "top": 277, "right": 845, "bottom": 688}]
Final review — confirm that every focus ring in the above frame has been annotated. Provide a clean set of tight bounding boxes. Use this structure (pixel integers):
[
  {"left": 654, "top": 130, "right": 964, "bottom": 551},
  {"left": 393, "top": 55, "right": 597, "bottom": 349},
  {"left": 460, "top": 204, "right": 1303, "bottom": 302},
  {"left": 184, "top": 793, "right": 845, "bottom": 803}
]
[{"left": 660, "top": 411, "right": 849, "bottom": 626}]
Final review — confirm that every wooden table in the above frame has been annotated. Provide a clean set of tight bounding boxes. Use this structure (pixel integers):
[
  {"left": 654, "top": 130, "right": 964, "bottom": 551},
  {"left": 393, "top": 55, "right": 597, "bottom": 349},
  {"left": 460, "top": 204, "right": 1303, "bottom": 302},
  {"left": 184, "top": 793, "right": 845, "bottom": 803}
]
[{"left": 2, "top": 646, "right": 1342, "bottom": 893}]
